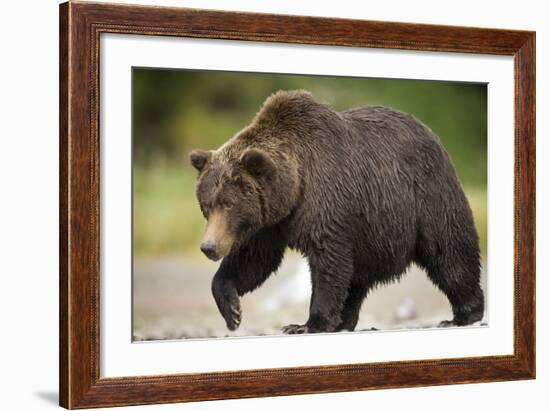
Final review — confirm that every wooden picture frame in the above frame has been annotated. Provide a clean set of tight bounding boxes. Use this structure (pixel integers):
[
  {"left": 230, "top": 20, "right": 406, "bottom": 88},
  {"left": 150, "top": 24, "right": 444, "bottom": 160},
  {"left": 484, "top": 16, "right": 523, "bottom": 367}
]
[{"left": 59, "top": 1, "right": 535, "bottom": 408}]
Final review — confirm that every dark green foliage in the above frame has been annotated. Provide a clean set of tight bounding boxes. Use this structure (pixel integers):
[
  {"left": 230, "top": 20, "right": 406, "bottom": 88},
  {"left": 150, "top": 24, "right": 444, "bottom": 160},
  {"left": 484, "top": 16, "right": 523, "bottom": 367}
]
[{"left": 133, "top": 69, "right": 487, "bottom": 188}]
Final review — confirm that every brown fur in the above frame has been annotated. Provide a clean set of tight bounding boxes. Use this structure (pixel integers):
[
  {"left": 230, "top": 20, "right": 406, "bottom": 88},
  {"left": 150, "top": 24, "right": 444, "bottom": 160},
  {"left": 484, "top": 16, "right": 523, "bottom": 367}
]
[{"left": 190, "top": 90, "right": 484, "bottom": 334}]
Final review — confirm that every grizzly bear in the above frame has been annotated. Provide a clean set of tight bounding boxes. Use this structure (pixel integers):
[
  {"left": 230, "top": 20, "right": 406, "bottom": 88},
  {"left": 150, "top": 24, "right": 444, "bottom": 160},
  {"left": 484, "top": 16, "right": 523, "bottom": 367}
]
[{"left": 190, "top": 90, "right": 484, "bottom": 334}]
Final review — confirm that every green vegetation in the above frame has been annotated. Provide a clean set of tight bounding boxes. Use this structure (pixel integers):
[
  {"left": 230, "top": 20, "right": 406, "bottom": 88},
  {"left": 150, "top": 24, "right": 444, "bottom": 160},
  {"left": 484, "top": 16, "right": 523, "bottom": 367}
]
[{"left": 133, "top": 69, "right": 487, "bottom": 258}]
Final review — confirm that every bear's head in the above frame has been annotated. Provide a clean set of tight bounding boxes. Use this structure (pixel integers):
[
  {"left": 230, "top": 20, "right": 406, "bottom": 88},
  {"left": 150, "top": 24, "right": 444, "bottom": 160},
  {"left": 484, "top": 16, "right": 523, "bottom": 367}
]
[{"left": 190, "top": 145, "right": 297, "bottom": 261}]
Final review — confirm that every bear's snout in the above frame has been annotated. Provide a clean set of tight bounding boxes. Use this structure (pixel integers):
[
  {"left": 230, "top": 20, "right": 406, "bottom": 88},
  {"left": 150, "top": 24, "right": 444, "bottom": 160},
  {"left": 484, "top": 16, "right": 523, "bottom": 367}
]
[
  {"left": 200, "top": 241, "right": 220, "bottom": 261},
  {"left": 200, "top": 209, "right": 234, "bottom": 261}
]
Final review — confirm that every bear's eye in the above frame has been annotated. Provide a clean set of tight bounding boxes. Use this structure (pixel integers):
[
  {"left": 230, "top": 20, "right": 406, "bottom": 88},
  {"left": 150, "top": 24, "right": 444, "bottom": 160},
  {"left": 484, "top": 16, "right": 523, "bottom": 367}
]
[{"left": 223, "top": 203, "right": 233, "bottom": 211}]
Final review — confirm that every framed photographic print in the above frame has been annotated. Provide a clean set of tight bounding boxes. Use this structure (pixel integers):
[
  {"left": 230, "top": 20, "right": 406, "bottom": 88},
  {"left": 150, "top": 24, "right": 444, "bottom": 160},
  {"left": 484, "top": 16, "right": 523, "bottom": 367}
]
[{"left": 59, "top": 1, "right": 535, "bottom": 408}]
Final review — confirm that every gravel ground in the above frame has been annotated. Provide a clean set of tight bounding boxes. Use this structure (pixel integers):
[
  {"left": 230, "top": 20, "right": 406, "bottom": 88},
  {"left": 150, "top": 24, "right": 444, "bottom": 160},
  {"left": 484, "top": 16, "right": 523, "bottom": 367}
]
[{"left": 133, "top": 253, "right": 487, "bottom": 341}]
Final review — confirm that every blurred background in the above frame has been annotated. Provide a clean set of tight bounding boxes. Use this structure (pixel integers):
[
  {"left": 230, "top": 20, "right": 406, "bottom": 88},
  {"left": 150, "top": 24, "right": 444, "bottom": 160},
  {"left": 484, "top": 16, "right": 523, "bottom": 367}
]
[{"left": 132, "top": 68, "right": 487, "bottom": 341}]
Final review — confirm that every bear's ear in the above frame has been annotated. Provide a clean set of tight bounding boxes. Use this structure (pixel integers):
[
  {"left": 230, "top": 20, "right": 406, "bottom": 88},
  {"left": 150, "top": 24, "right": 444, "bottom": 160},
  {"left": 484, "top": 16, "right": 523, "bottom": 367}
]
[
  {"left": 189, "top": 149, "right": 212, "bottom": 172},
  {"left": 240, "top": 148, "right": 275, "bottom": 177}
]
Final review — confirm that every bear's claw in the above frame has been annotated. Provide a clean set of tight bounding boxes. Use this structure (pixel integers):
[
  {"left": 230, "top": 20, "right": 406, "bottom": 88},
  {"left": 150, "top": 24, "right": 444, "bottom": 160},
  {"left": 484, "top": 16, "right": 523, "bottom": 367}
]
[
  {"left": 281, "top": 324, "right": 309, "bottom": 334},
  {"left": 222, "top": 295, "right": 242, "bottom": 331},
  {"left": 212, "top": 279, "right": 242, "bottom": 331}
]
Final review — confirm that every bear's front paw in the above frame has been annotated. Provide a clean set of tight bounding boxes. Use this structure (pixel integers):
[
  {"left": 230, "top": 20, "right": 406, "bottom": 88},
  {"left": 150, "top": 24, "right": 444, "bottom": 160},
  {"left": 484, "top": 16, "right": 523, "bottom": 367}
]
[
  {"left": 212, "top": 280, "right": 242, "bottom": 331},
  {"left": 219, "top": 292, "right": 242, "bottom": 331},
  {"left": 281, "top": 324, "right": 309, "bottom": 334}
]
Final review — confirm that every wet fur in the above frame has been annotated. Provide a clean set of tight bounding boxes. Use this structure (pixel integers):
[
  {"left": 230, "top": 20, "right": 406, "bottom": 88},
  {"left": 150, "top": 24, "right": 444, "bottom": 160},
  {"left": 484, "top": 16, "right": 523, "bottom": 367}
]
[{"left": 193, "top": 90, "right": 484, "bottom": 333}]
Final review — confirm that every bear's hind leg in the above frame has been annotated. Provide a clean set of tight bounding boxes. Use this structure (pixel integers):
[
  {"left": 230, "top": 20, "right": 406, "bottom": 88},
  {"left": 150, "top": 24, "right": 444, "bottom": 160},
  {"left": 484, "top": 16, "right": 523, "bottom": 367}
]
[
  {"left": 424, "top": 261, "right": 484, "bottom": 327},
  {"left": 415, "top": 210, "right": 485, "bottom": 327}
]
